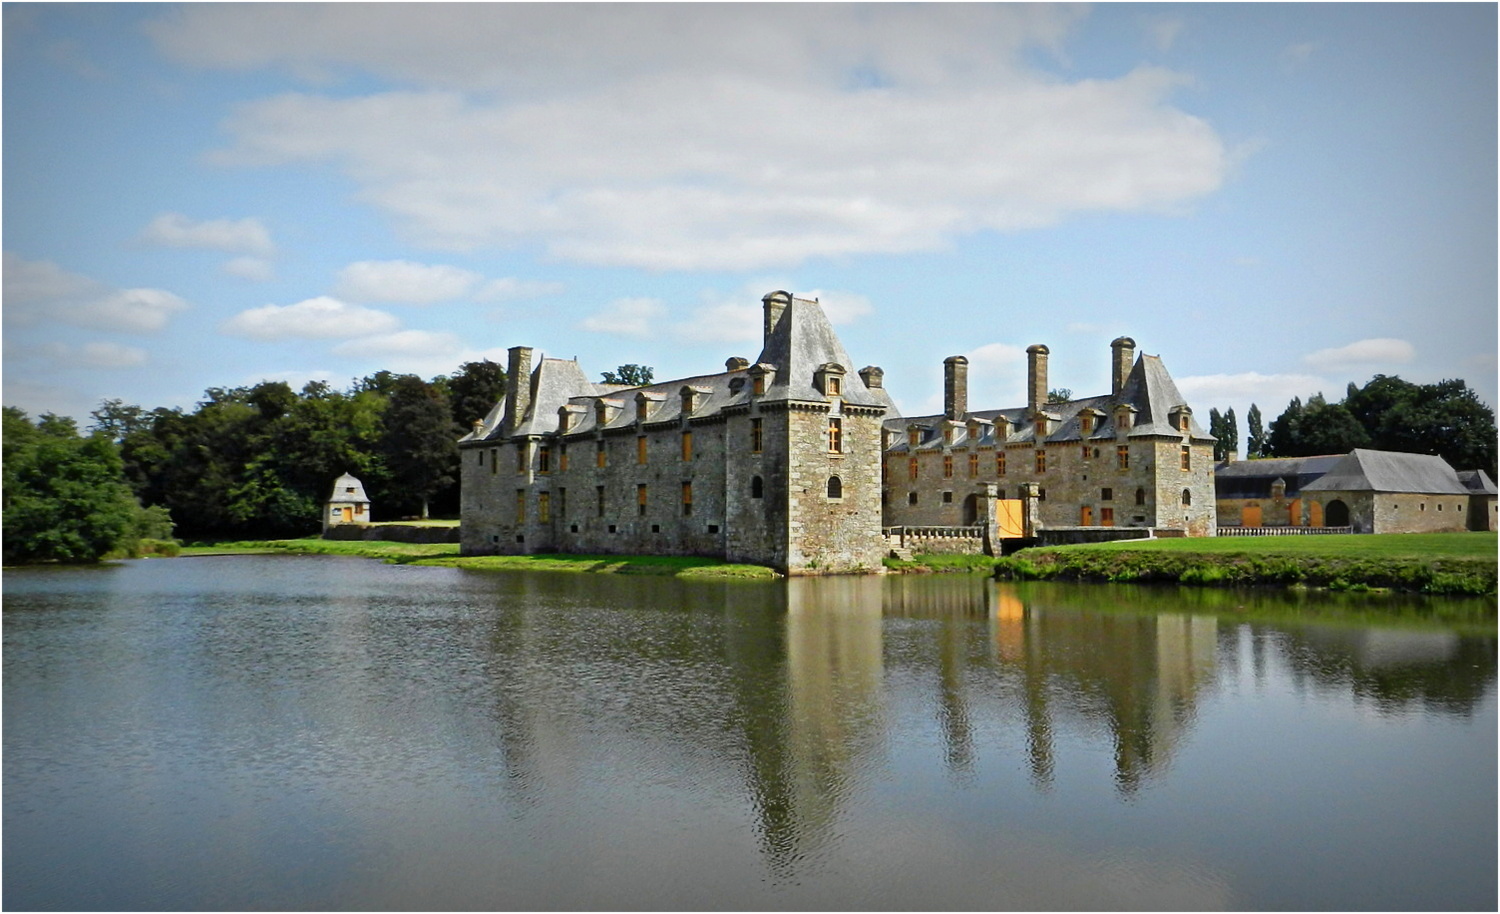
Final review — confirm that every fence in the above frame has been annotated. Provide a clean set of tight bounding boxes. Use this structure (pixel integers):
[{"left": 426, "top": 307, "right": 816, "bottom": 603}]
[
  {"left": 1217, "top": 525, "right": 1353, "bottom": 536},
  {"left": 884, "top": 525, "right": 985, "bottom": 555}
]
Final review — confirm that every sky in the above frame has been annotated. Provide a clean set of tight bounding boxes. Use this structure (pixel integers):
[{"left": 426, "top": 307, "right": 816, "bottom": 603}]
[{"left": 4, "top": 3, "right": 1496, "bottom": 446}]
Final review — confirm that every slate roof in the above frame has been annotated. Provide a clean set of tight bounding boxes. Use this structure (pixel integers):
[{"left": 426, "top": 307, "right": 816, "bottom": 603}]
[
  {"left": 459, "top": 295, "right": 890, "bottom": 445},
  {"left": 1300, "top": 449, "right": 1471, "bottom": 495},
  {"left": 1457, "top": 469, "right": 1497, "bottom": 496},
  {"left": 327, "top": 472, "right": 370, "bottom": 504},
  {"left": 1213, "top": 455, "right": 1345, "bottom": 500},
  {"left": 885, "top": 349, "right": 1210, "bottom": 452}
]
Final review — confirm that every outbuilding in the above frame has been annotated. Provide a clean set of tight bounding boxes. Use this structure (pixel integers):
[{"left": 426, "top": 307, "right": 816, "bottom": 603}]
[{"left": 325, "top": 472, "right": 372, "bottom": 532}]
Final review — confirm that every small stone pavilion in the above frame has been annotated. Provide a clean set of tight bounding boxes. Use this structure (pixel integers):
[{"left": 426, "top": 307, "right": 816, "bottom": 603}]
[{"left": 324, "top": 472, "right": 372, "bottom": 532}]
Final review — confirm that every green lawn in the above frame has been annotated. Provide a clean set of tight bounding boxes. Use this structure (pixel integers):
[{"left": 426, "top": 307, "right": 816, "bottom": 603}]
[{"left": 1059, "top": 532, "right": 1496, "bottom": 562}]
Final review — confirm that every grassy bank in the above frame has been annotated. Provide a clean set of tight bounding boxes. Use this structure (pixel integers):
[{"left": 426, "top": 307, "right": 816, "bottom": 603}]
[
  {"left": 995, "top": 532, "right": 1497, "bottom": 595},
  {"left": 179, "top": 538, "right": 777, "bottom": 579}
]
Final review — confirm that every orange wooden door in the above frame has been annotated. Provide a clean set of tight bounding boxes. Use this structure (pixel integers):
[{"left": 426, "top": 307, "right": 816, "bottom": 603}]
[
  {"left": 1242, "top": 504, "right": 1262, "bottom": 527},
  {"left": 996, "top": 500, "right": 1024, "bottom": 538}
]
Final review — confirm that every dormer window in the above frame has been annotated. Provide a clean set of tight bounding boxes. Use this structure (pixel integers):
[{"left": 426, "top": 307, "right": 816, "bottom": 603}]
[
  {"left": 814, "top": 362, "right": 846, "bottom": 399},
  {"left": 558, "top": 406, "right": 573, "bottom": 433},
  {"left": 1080, "top": 413, "right": 1093, "bottom": 435},
  {"left": 908, "top": 428, "right": 921, "bottom": 447},
  {"left": 995, "top": 416, "right": 1011, "bottom": 440},
  {"left": 1114, "top": 405, "right": 1136, "bottom": 431},
  {"left": 1035, "top": 415, "right": 1049, "bottom": 438},
  {"left": 681, "top": 387, "right": 696, "bottom": 415},
  {"left": 749, "top": 364, "right": 773, "bottom": 397}
]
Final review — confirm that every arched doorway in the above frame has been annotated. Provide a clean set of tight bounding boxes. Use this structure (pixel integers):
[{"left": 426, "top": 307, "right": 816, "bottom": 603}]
[
  {"left": 962, "top": 493, "right": 979, "bottom": 525},
  {"left": 1325, "top": 499, "right": 1350, "bottom": 527}
]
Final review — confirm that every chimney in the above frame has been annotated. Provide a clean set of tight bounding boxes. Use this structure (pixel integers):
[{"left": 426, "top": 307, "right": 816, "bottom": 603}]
[
  {"left": 858, "top": 365, "right": 884, "bottom": 389},
  {"left": 1027, "top": 344, "right": 1050, "bottom": 415},
  {"left": 504, "top": 346, "right": 534, "bottom": 436},
  {"left": 762, "top": 290, "right": 791, "bottom": 345},
  {"left": 1111, "top": 337, "right": 1135, "bottom": 397},
  {"left": 725, "top": 356, "right": 749, "bottom": 371},
  {"left": 943, "top": 355, "right": 968, "bottom": 420}
]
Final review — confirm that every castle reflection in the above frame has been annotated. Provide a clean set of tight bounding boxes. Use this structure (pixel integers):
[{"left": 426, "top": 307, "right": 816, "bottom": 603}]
[{"left": 469, "top": 571, "right": 1493, "bottom": 873}]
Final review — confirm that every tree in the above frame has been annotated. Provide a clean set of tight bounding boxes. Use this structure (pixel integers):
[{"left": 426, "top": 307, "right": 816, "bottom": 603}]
[
  {"left": 1209, "top": 408, "right": 1225, "bottom": 460},
  {"left": 379, "top": 375, "right": 457, "bottom": 519},
  {"left": 3, "top": 408, "right": 140, "bottom": 563},
  {"left": 601, "top": 364, "right": 655, "bottom": 386},
  {"left": 1222, "top": 407, "right": 1239, "bottom": 461},
  {"left": 442, "top": 359, "right": 507, "bottom": 436},
  {"left": 1296, "top": 398, "right": 1370, "bottom": 455},
  {"left": 1266, "top": 396, "right": 1304, "bottom": 457},
  {"left": 1345, "top": 375, "right": 1497, "bottom": 477},
  {"left": 1246, "top": 403, "right": 1267, "bottom": 458},
  {"left": 1046, "top": 388, "right": 1073, "bottom": 404}
]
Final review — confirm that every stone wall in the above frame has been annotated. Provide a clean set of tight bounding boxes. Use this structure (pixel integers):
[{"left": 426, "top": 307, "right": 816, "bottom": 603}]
[
  {"left": 882, "top": 435, "right": 1217, "bottom": 536},
  {"left": 326, "top": 524, "right": 461, "bottom": 544}
]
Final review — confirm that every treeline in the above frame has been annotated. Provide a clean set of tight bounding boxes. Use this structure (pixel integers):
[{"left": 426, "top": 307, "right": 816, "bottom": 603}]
[
  {"left": 10, "top": 361, "right": 507, "bottom": 556},
  {"left": 1220, "top": 374, "right": 1496, "bottom": 477}
]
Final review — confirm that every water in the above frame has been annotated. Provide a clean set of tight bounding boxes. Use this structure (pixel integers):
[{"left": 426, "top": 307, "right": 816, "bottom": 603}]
[{"left": 4, "top": 556, "right": 1495, "bottom": 910}]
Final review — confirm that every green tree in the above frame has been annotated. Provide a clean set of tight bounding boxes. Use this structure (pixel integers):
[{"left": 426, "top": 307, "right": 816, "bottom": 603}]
[
  {"left": 1345, "top": 375, "right": 1497, "bottom": 477},
  {"left": 1266, "top": 396, "right": 1304, "bottom": 456},
  {"left": 601, "top": 364, "right": 655, "bottom": 386},
  {"left": 1046, "top": 388, "right": 1073, "bottom": 404},
  {"left": 1209, "top": 408, "right": 1226, "bottom": 460},
  {"left": 1246, "top": 403, "right": 1267, "bottom": 458},
  {"left": 1296, "top": 397, "right": 1370, "bottom": 455},
  {"left": 3, "top": 408, "right": 140, "bottom": 563},
  {"left": 380, "top": 375, "right": 457, "bottom": 519},
  {"left": 1222, "top": 407, "right": 1239, "bottom": 461},
  {"left": 442, "top": 359, "right": 507, "bottom": 436}
]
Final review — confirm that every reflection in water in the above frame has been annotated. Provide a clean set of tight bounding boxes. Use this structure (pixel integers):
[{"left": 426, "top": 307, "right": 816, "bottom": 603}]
[{"left": 3, "top": 559, "right": 1493, "bottom": 910}]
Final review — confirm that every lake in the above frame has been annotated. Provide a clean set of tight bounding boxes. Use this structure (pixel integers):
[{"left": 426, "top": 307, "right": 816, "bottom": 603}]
[{"left": 3, "top": 555, "right": 1495, "bottom": 910}]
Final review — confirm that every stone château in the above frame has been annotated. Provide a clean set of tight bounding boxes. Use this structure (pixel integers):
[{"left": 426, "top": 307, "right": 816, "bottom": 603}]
[{"left": 459, "top": 291, "right": 1218, "bottom": 573}]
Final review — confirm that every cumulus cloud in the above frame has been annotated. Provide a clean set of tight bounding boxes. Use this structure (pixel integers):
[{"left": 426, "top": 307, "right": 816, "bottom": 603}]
[
  {"left": 1303, "top": 338, "right": 1415, "bottom": 371},
  {"left": 803, "top": 289, "right": 874, "bottom": 326},
  {"left": 580, "top": 297, "right": 668, "bottom": 338},
  {"left": 474, "top": 277, "right": 565, "bottom": 302},
  {"left": 3, "top": 252, "right": 189, "bottom": 332},
  {"left": 221, "top": 296, "right": 401, "bottom": 341},
  {"left": 40, "top": 341, "right": 150, "bottom": 369},
  {"left": 224, "top": 256, "right": 275, "bottom": 281},
  {"left": 1176, "top": 371, "right": 1327, "bottom": 409},
  {"left": 140, "top": 212, "right": 275, "bottom": 256},
  {"left": 334, "top": 259, "right": 483, "bottom": 304},
  {"left": 331, "top": 328, "right": 464, "bottom": 359},
  {"left": 153, "top": 5, "right": 1229, "bottom": 271}
]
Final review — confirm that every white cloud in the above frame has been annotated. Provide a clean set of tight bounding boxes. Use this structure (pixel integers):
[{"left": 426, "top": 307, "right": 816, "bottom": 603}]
[
  {"left": 1176, "top": 371, "right": 1327, "bottom": 410},
  {"left": 140, "top": 212, "right": 275, "bottom": 256},
  {"left": 328, "top": 329, "right": 499, "bottom": 378},
  {"left": 221, "top": 296, "right": 401, "bottom": 341},
  {"left": 41, "top": 341, "right": 150, "bottom": 369},
  {"left": 157, "top": 6, "right": 1228, "bottom": 271},
  {"left": 803, "top": 289, "right": 873, "bottom": 326},
  {"left": 673, "top": 302, "right": 762, "bottom": 346},
  {"left": 1303, "top": 338, "right": 1415, "bottom": 372},
  {"left": 2, "top": 253, "right": 189, "bottom": 332},
  {"left": 334, "top": 259, "right": 482, "bottom": 304},
  {"left": 1148, "top": 18, "right": 1185, "bottom": 53},
  {"left": 474, "top": 277, "right": 565, "bottom": 301},
  {"left": 580, "top": 297, "right": 667, "bottom": 338},
  {"left": 224, "top": 256, "right": 275, "bottom": 281}
]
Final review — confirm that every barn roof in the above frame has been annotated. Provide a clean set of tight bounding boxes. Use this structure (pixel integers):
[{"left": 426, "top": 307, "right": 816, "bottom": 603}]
[{"left": 1301, "top": 449, "right": 1470, "bottom": 495}]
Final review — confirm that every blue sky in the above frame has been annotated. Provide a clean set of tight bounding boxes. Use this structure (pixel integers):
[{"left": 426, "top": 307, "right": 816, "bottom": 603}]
[{"left": 5, "top": 3, "right": 1495, "bottom": 444}]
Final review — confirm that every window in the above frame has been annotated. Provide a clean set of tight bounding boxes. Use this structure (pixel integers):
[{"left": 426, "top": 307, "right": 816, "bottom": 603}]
[
  {"left": 596, "top": 485, "right": 606, "bottom": 517},
  {"left": 1082, "top": 444, "right": 1091, "bottom": 460},
  {"left": 1136, "top": 488, "right": 1146, "bottom": 506},
  {"left": 538, "top": 445, "right": 551, "bottom": 474},
  {"left": 490, "top": 449, "right": 498, "bottom": 475},
  {"left": 681, "top": 431, "right": 693, "bottom": 461},
  {"left": 1181, "top": 488, "right": 1192, "bottom": 506},
  {"left": 752, "top": 374, "right": 765, "bottom": 396},
  {"left": 751, "top": 476, "right": 764, "bottom": 499},
  {"left": 943, "top": 454, "right": 954, "bottom": 478},
  {"left": 908, "top": 428, "right": 920, "bottom": 447},
  {"left": 1117, "top": 446, "right": 1130, "bottom": 470},
  {"left": 751, "top": 418, "right": 763, "bottom": 454},
  {"left": 908, "top": 492, "right": 918, "bottom": 505},
  {"left": 908, "top": 457, "right": 919, "bottom": 480},
  {"left": 1102, "top": 488, "right": 1113, "bottom": 501},
  {"left": 1080, "top": 414, "right": 1093, "bottom": 435},
  {"left": 354, "top": 504, "right": 363, "bottom": 515},
  {"left": 1035, "top": 449, "right": 1046, "bottom": 473},
  {"left": 637, "top": 484, "right": 648, "bottom": 516},
  {"left": 827, "top": 476, "right": 843, "bottom": 499},
  {"left": 942, "top": 491, "right": 953, "bottom": 504},
  {"left": 597, "top": 441, "right": 607, "bottom": 468},
  {"left": 944, "top": 427, "right": 953, "bottom": 444},
  {"left": 516, "top": 490, "right": 526, "bottom": 523},
  {"left": 968, "top": 452, "right": 979, "bottom": 477},
  {"left": 682, "top": 482, "right": 693, "bottom": 516},
  {"left": 539, "top": 492, "right": 551, "bottom": 522},
  {"left": 826, "top": 376, "right": 841, "bottom": 397},
  {"left": 997, "top": 451, "right": 1007, "bottom": 476},
  {"left": 517, "top": 442, "right": 529, "bottom": 473},
  {"left": 1180, "top": 413, "right": 1190, "bottom": 432},
  {"left": 559, "top": 445, "right": 568, "bottom": 472},
  {"left": 1180, "top": 445, "right": 1191, "bottom": 471},
  {"left": 637, "top": 436, "right": 648, "bottom": 465},
  {"left": 828, "top": 418, "right": 842, "bottom": 453}
]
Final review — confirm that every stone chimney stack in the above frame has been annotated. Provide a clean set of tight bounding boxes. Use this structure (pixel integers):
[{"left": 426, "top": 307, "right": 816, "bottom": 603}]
[
  {"left": 762, "top": 290, "right": 791, "bottom": 346},
  {"left": 1027, "top": 344, "right": 1050, "bottom": 415},
  {"left": 1111, "top": 336, "right": 1136, "bottom": 397},
  {"left": 943, "top": 355, "right": 969, "bottom": 420},
  {"left": 858, "top": 365, "right": 884, "bottom": 389},
  {"left": 504, "top": 346, "right": 534, "bottom": 436}
]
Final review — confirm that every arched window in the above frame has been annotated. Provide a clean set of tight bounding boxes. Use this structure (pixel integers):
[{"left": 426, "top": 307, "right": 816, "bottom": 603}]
[
  {"left": 751, "top": 476, "right": 764, "bottom": 499},
  {"left": 1135, "top": 488, "right": 1146, "bottom": 505},
  {"left": 1181, "top": 488, "right": 1192, "bottom": 506},
  {"left": 827, "top": 476, "right": 843, "bottom": 499}
]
